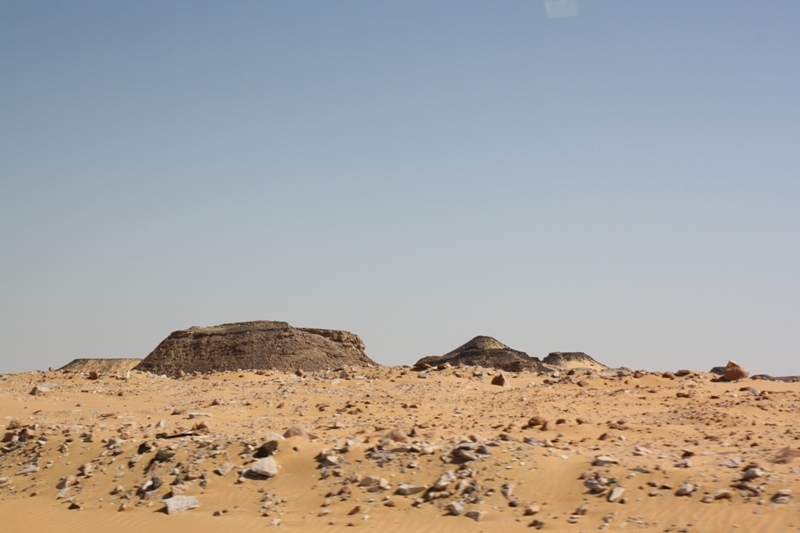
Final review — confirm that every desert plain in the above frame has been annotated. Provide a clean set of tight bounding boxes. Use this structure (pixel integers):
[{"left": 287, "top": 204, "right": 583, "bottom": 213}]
[{"left": 2, "top": 363, "right": 800, "bottom": 532}]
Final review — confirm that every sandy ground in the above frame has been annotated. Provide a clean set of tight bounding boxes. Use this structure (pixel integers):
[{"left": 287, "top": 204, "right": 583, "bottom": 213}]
[{"left": 2, "top": 366, "right": 799, "bottom": 532}]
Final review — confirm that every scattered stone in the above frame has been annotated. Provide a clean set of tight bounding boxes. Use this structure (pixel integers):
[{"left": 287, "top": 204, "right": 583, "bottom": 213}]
[
  {"left": 593, "top": 456, "right": 619, "bottom": 467},
  {"left": 432, "top": 471, "right": 457, "bottom": 491},
  {"left": 16, "top": 465, "right": 39, "bottom": 476},
  {"left": 607, "top": 486, "right": 625, "bottom": 503},
  {"left": 741, "top": 467, "right": 762, "bottom": 481},
  {"left": 164, "top": 495, "right": 200, "bottom": 515},
  {"left": 676, "top": 484, "right": 695, "bottom": 496},
  {"left": 216, "top": 461, "right": 234, "bottom": 476},
  {"left": 383, "top": 429, "right": 408, "bottom": 443},
  {"left": 771, "top": 448, "right": 800, "bottom": 464},
  {"left": 491, "top": 374, "right": 510, "bottom": 387},
  {"left": 283, "top": 426, "right": 311, "bottom": 439},
  {"left": 395, "top": 484, "right": 426, "bottom": 496},
  {"left": 524, "top": 504, "right": 540, "bottom": 516},
  {"left": 771, "top": 489, "right": 791, "bottom": 504},
  {"left": 465, "top": 510, "right": 486, "bottom": 522},
  {"left": 254, "top": 441, "right": 279, "bottom": 458},
  {"left": 720, "top": 457, "right": 742, "bottom": 468},
  {"left": 29, "top": 385, "right": 51, "bottom": 396},
  {"left": 447, "top": 501, "right": 466, "bottom": 516},
  {"left": 250, "top": 456, "right": 279, "bottom": 478}
]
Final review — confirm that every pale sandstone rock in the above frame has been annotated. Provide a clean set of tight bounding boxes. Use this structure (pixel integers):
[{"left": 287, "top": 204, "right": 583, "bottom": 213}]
[
  {"left": 164, "top": 495, "right": 200, "bottom": 514},
  {"left": 723, "top": 360, "right": 749, "bottom": 381}
]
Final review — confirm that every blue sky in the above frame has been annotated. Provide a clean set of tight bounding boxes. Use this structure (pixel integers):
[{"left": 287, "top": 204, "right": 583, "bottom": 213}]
[{"left": 2, "top": 1, "right": 799, "bottom": 375}]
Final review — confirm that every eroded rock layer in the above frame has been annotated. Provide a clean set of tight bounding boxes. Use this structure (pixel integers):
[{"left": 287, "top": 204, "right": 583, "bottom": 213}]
[
  {"left": 58, "top": 359, "right": 142, "bottom": 374},
  {"left": 415, "top": 336, "right": 550, "bottom": 373},
  {"left": 134, "top": 321, "right": 375, "bottom": 377},
  {"left": 542, "top": 352, "right": 607, "bottom": 370}
]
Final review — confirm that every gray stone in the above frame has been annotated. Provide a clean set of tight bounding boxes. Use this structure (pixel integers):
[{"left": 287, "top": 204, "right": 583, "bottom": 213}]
[
  {"left": 396, "top": 484, "right": 426, "bottom": 496},
  {"left": 607, "top": 486, "right": 625, "bottom": 503},
  {"left": 164, "top": 495, "right": 200, "bottom": 514},
  {"left": 16, "top": 465, "right": 39, "bottom": 476},
  {"left": 250, "top": 456, "right": 279, "bottom": 477},
  {"left": 465, "top": 510, "right": 486, "bottom": 522},
  {"left": 216, "top": 461, "right": 234, "bottom": 476},
  {"left": 741, "top": 467, "right": 762, "bottom": 481},
  {"left": 447, "top": 501, "right": 466, "bottom": 516},
  {"left": 593, "top": 456, "right": 618, "bottom": 467},
  {"left": 432, "top": 471, "right": 457, "bottom": 491}
]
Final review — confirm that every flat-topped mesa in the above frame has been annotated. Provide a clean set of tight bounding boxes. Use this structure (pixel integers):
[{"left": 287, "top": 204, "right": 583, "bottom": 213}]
[
  {"left": 134, "top": 321, "right": 376, "bottom": 377},
  {"left": 415, "top": 335, "right": 551, "bottom": 373},
  {"left": 542, "top": 352, "right": 607, "bottom": 370}
]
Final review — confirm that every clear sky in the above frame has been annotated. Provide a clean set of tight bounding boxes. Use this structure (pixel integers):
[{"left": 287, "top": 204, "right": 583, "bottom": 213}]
[{"left": 2, "top": 1, "right": 799, "bottom": 376}]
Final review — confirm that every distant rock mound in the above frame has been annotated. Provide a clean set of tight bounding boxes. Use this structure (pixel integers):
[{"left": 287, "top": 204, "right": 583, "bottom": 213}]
[
  {"left": 59, "top": 359, "right": 142, "bottom": 374},
  {"left": 134, "top": 321, "right": 376, "bottom": 377},
  {"left": 415, "top": 336, "right": 550, "bottom": 373},
  {"left": 542, "top": 352, "right": 607, "bottom": 370}
]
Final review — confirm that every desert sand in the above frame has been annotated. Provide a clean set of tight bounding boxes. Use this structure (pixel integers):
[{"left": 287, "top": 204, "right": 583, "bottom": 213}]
[{"left": 2, "top": 365, "right": 799, "bottom": 532}]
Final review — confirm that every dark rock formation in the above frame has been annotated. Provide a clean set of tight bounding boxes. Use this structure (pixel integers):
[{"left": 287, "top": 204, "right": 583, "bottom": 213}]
[
  {"left": 414, "top": 336, "right": 550, "bottom": 373},
  {"left": 542, "top": 352, "right": 607, "bottom": 369},
  {"left": 134, "top": 321, "right": 376, "bottom": 377}
]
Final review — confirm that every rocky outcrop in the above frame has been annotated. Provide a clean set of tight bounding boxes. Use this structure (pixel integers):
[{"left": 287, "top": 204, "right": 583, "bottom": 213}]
[
  {"left": 134, "top": 321, "right": 376, "bottom": 377},
  {"left": 542, "top": 352, "right": 607, "bottom": 370},
  {"left": 414, "top": 336, "right": 550, "bottom": 373},
  {"left": 59, "top": 359, "right": 142, "bottom": 374},
  {"left": 722, "top": 360, "right": 749, "bottom": 381}
]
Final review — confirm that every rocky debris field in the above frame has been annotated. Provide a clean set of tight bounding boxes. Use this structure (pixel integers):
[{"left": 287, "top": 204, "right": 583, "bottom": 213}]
[{"left": 1, "top": 364, "right": 800, "bottom": 532}]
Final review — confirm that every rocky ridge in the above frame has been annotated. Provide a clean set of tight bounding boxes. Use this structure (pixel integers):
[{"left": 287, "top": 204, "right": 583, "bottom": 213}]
[
  {"left": 59, "top": 359, "right": 142, "bottom": 374},
  {"left": 542, "top": 352, "right": 607, "bottom": 370},
  {"left": 414, "top": 336, "right": 551, "bottom": 373}
]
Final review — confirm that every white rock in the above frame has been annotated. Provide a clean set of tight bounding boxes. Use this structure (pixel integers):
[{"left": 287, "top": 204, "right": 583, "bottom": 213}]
[
  {"left": 465, "top": 510, "right": 486, "bottom": 522},
  {"left": 396, "top": 484, "right": 426, "bottom": 496},
  {"left": 607, "top": 486, "right": 625, "bottom": 503},
  {"left": 593, "top": 456, "right": 619, "bottom": 467},
  {"left": 164, "top": 495, "right": 200, "bottom": 515},
  {"left": 250, "top": 456, "right": 279, "bottom": 477},
  {"left": 447, "top": 501, "right": 465, "bottom": 516}
]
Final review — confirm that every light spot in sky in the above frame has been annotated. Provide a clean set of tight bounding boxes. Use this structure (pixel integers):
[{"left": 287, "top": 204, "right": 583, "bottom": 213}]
[{"left": 544, "top": 0, "right": 580, "bottom": 18}]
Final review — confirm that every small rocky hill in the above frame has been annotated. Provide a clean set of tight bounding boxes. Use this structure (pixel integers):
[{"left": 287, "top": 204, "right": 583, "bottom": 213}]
[
  {"left": 59, "top": 358, "right": 142, "bottom": 374},
  {"left": 134, "top": 321, "right": 376, "bottom": 377},
  {"left": 543, "top": 352, "right": 607, "bottom": 370},
  {"left": 415, "top": 336, "right": 550, "bottom": 373}
]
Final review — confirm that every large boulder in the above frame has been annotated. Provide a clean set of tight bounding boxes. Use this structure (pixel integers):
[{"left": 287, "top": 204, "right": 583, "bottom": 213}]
[
  {"left": 415, "top": 336, "right": 550, "bottom": 373},
  {"left": 723, "top": 360, "right": 749, "bottom": 381},
  {"left": 134, "top": 321, "right": 376, "bottom": 377}
]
